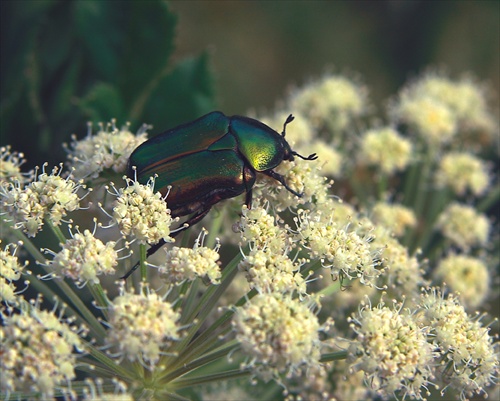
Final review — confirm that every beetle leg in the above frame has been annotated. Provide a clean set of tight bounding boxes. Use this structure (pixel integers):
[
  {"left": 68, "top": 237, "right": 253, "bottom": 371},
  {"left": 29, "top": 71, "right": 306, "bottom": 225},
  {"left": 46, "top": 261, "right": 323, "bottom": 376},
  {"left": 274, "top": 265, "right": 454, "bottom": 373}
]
[
  {"left": 180, "top": 206, "right": 212, "bottom": 231},
  {"left": 245, "top": 189, "right": 253, "bottom": 209},
  {"left": 264, "top": 169, "right": 303, "bottom": 197},
  {"left": 121, "top": 207, "right": 213, "bottom": 280}
]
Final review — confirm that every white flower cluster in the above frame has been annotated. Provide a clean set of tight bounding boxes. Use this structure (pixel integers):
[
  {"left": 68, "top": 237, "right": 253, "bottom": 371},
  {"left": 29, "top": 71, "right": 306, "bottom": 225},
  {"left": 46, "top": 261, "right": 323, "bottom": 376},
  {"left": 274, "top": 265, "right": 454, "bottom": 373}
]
[
  {"left": 106, "top": 288, "right": 180, "bottom": 366},
  {"left": 233, "top": 293, "right": 321, "bottom": 377},
  {"left": 66, "top": 119, "right": 149, "bottom": 180},
  {"left": 111, "top": 178, "right": 174, "bottom": 244},
  {"left": 49, "top": 229, "right": 118, "bottom": 285},
  {"left": 1, "top": 164, "right": 83, "bottom": 236},
  {"left": 1, "top": 307, "right": 84, "bottom": 398}
]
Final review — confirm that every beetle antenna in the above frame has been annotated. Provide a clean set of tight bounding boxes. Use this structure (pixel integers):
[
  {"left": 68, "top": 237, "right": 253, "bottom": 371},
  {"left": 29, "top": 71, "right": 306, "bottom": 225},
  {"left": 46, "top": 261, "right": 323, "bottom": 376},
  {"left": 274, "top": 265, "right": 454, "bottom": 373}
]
[
  {"left": 292, "top": 151, "right": 318, "bottom": 161},
  {"left": 281, "top": 114, "right": 295, "bottom": 137}
]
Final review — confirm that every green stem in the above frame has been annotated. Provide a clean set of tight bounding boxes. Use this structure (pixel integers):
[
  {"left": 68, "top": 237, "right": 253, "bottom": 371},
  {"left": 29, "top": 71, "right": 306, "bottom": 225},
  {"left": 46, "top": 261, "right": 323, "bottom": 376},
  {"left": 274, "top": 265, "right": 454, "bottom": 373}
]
[
  {"left": 84, "top": 341, "right": 138, "bottom": 381},
  {"left": 170, "top": 367, "right": 251, "bottom": 390},
  {"left": 423, "top": 233, "right": 447, "bottom": 265},
  {"left": 46, "top": 219, "right": 68, "bottom": 245},
  {"left": 163, "top": 340, "right": 240, "bottom": 385},
  {"left": 258, "top": 384, "right": 283, "bottom": 401},
  {"left": 168, "top": 288, "right": 257, "bottom": 376},
  {"left": 402, "top": 161, "right": 420, "bottom": 208},
  {"left": 316, "top": 279, "right": 342, "bottom": 297},
  {"left": 205, "top": 208, "right": 224, "bottom": 249},
  {"left": 183, "top": 252, "right": 241, "bottom": 325},
  {"left": 415, "top": 187, "right": 451, "bottom": 253},
  {"left": 87, "top": 282, "right": 111, "bottom": 320},
  {"left": 160, "top": 253, "right": 241, "bottom": 374},
  {"left": 178, "top": 279, "right": 199, "bottom": 323},
  {"left": 376, "top": 172, "right": 388, "bottom": 199},
  {"left": 405, "top": 150, "right": 435, "bottom": 252},
  {"left": 62, "top": 378, "right": 121, "bottom": 398},
  {"left": 319, "top": 350, "right": 348, "bottom": 362},
  {"left": 153, "top": 391, "right": 190, "bottom": 401},
  {"left": 76, "top": 361, "right": 123, "bottom": 378},
  {"left": 477, "top": 184, "right": 500, "bottom": 213},
  {"left": 140, "top": 243, "right": 147, "bottom": 283},
  {"left": 57, "top": 278, "right": 107, "bottom": 339},
  {"left": 4, "top": 221, "right": 106, "bottom": 338},
  {"left": 179, "top": 230, "right": 192, "bottom": 248}
]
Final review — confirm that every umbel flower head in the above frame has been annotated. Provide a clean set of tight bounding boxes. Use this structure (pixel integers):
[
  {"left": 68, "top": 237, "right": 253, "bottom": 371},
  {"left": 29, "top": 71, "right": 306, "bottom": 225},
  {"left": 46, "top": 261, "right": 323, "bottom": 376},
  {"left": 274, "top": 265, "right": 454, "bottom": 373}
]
[
  {"left": 0, "top": 302, "right": 85, "bottom": 398},
  {"left": 435, "top": 152, "right": 490, "bottom": 196},
  {"left": 391, "top": 91, "right": 457, "bottom": 147},
  {"left": 233, "top": 292, "right": 322, "bottom": 379},
  {"left": 109, "top": 176, "right": 174, "bottom": 245},
  {"left": 158, "top": 229, "right": 221, "bottom": 285},
  {"left": 358, "top": 127, "right": 413, "bottom": 175},
  {"left": 0, "top": 163, "right": 84, "bottom": 237},
  {"left": 288, "top": 74, "right": 368, "bottom": 134},
  {"left": 0, "top": 145, "right": 30, "bottom": 184},
  {"left": 347, "top": 299, "right": 435, "bottom": 400},
  {"left": 296, "top": 204, "right": 381, "bottom": 287},
  {"left": 371, "top": 201, "right": 417, "bottom": 237},
  {"left": 238, "top": 249, "right": 306, "bottom": 295},
  {"left": 0, "top": 240, "right": 28, "bottom": 303},
  {"left": 389, "top": 72, "right": 497, "bottom": 148},
  {"left": 238, "top": 204, "right": 290, "bottom": 253},
  {"left": 419, "top": 288, "right": 499, "bottom": 400},
  {"left": 106, "top": 285, "right": 181, "bottom": 366},
  {"left": 436, "top": 202, "right": 490, "bottom": 250},
  {"left": 411, "top": 73, "right": 497, "bottom": 137},
  {"left": 433, "top": 254, "right": 490, "bottom": 309},
  {"left": 47, "top": 227, "right": 118, "bottom": 285},
  {"left": 66, "top": 119, "right": 149, "bottom": 180}
]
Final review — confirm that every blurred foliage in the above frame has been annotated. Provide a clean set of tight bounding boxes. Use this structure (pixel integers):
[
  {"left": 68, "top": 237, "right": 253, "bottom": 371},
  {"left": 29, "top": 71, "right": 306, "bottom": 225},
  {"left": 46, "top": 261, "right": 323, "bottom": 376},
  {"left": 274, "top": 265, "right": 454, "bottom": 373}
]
[
  {"left": 171, "top": 1, "right": 499, "bottom": 114},
  {"left": 0, "top": 0, "right": 216, "bottom": 168},
  {"left": 1, "top": 1, "right": 498, "bottom": 169}
]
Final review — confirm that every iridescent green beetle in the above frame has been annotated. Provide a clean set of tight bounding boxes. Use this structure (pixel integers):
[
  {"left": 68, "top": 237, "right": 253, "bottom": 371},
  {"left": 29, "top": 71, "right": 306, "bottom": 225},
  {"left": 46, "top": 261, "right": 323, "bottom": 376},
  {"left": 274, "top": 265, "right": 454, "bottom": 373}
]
[{"left": 123, "top": 111, "right": 317, "bottom": 278}]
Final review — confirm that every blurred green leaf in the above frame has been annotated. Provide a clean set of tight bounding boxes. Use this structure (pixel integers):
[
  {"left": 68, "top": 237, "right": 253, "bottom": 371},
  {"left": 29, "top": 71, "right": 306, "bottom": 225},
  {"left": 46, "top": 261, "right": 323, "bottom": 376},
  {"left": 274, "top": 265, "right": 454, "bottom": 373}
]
[
  {"left": 118, "top": 1, "right": 177, "bottom": 106},
  {"left": 142, "top": 52, "right": 216, "bottom": 132},
  {"left": 78, "top": 82, "right": 125, "bottom": 123},
  {"left": 0, "top": 0, "right": 215, "bottom": 168},
  {"left": 74, "top": 0, "right": 122, "bottom": 81}
]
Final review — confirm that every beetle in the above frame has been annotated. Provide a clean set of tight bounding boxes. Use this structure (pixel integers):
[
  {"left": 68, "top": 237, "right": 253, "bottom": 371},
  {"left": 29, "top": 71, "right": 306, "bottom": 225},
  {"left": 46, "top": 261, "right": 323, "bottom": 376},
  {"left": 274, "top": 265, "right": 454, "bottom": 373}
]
[{"left": 122, "top": 111, "right": 317, "bottom": 279}]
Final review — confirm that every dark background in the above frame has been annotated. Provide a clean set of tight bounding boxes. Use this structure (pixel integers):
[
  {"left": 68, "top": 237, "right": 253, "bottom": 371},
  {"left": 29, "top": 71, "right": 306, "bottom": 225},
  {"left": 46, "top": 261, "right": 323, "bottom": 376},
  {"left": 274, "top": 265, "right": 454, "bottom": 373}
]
[
  {"left": 1, "top": 0, "right": 498, "bottom": 169},
  {"left": 171, "top": 1, "right": 499, "bottom": 113}
]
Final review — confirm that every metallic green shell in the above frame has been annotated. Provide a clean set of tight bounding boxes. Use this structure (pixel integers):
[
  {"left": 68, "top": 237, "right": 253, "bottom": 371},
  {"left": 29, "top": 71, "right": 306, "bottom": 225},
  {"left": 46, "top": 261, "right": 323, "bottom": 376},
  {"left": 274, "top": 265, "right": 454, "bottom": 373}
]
[{"left": 229, "top": 117, "right": 286, "bottom": 172}]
